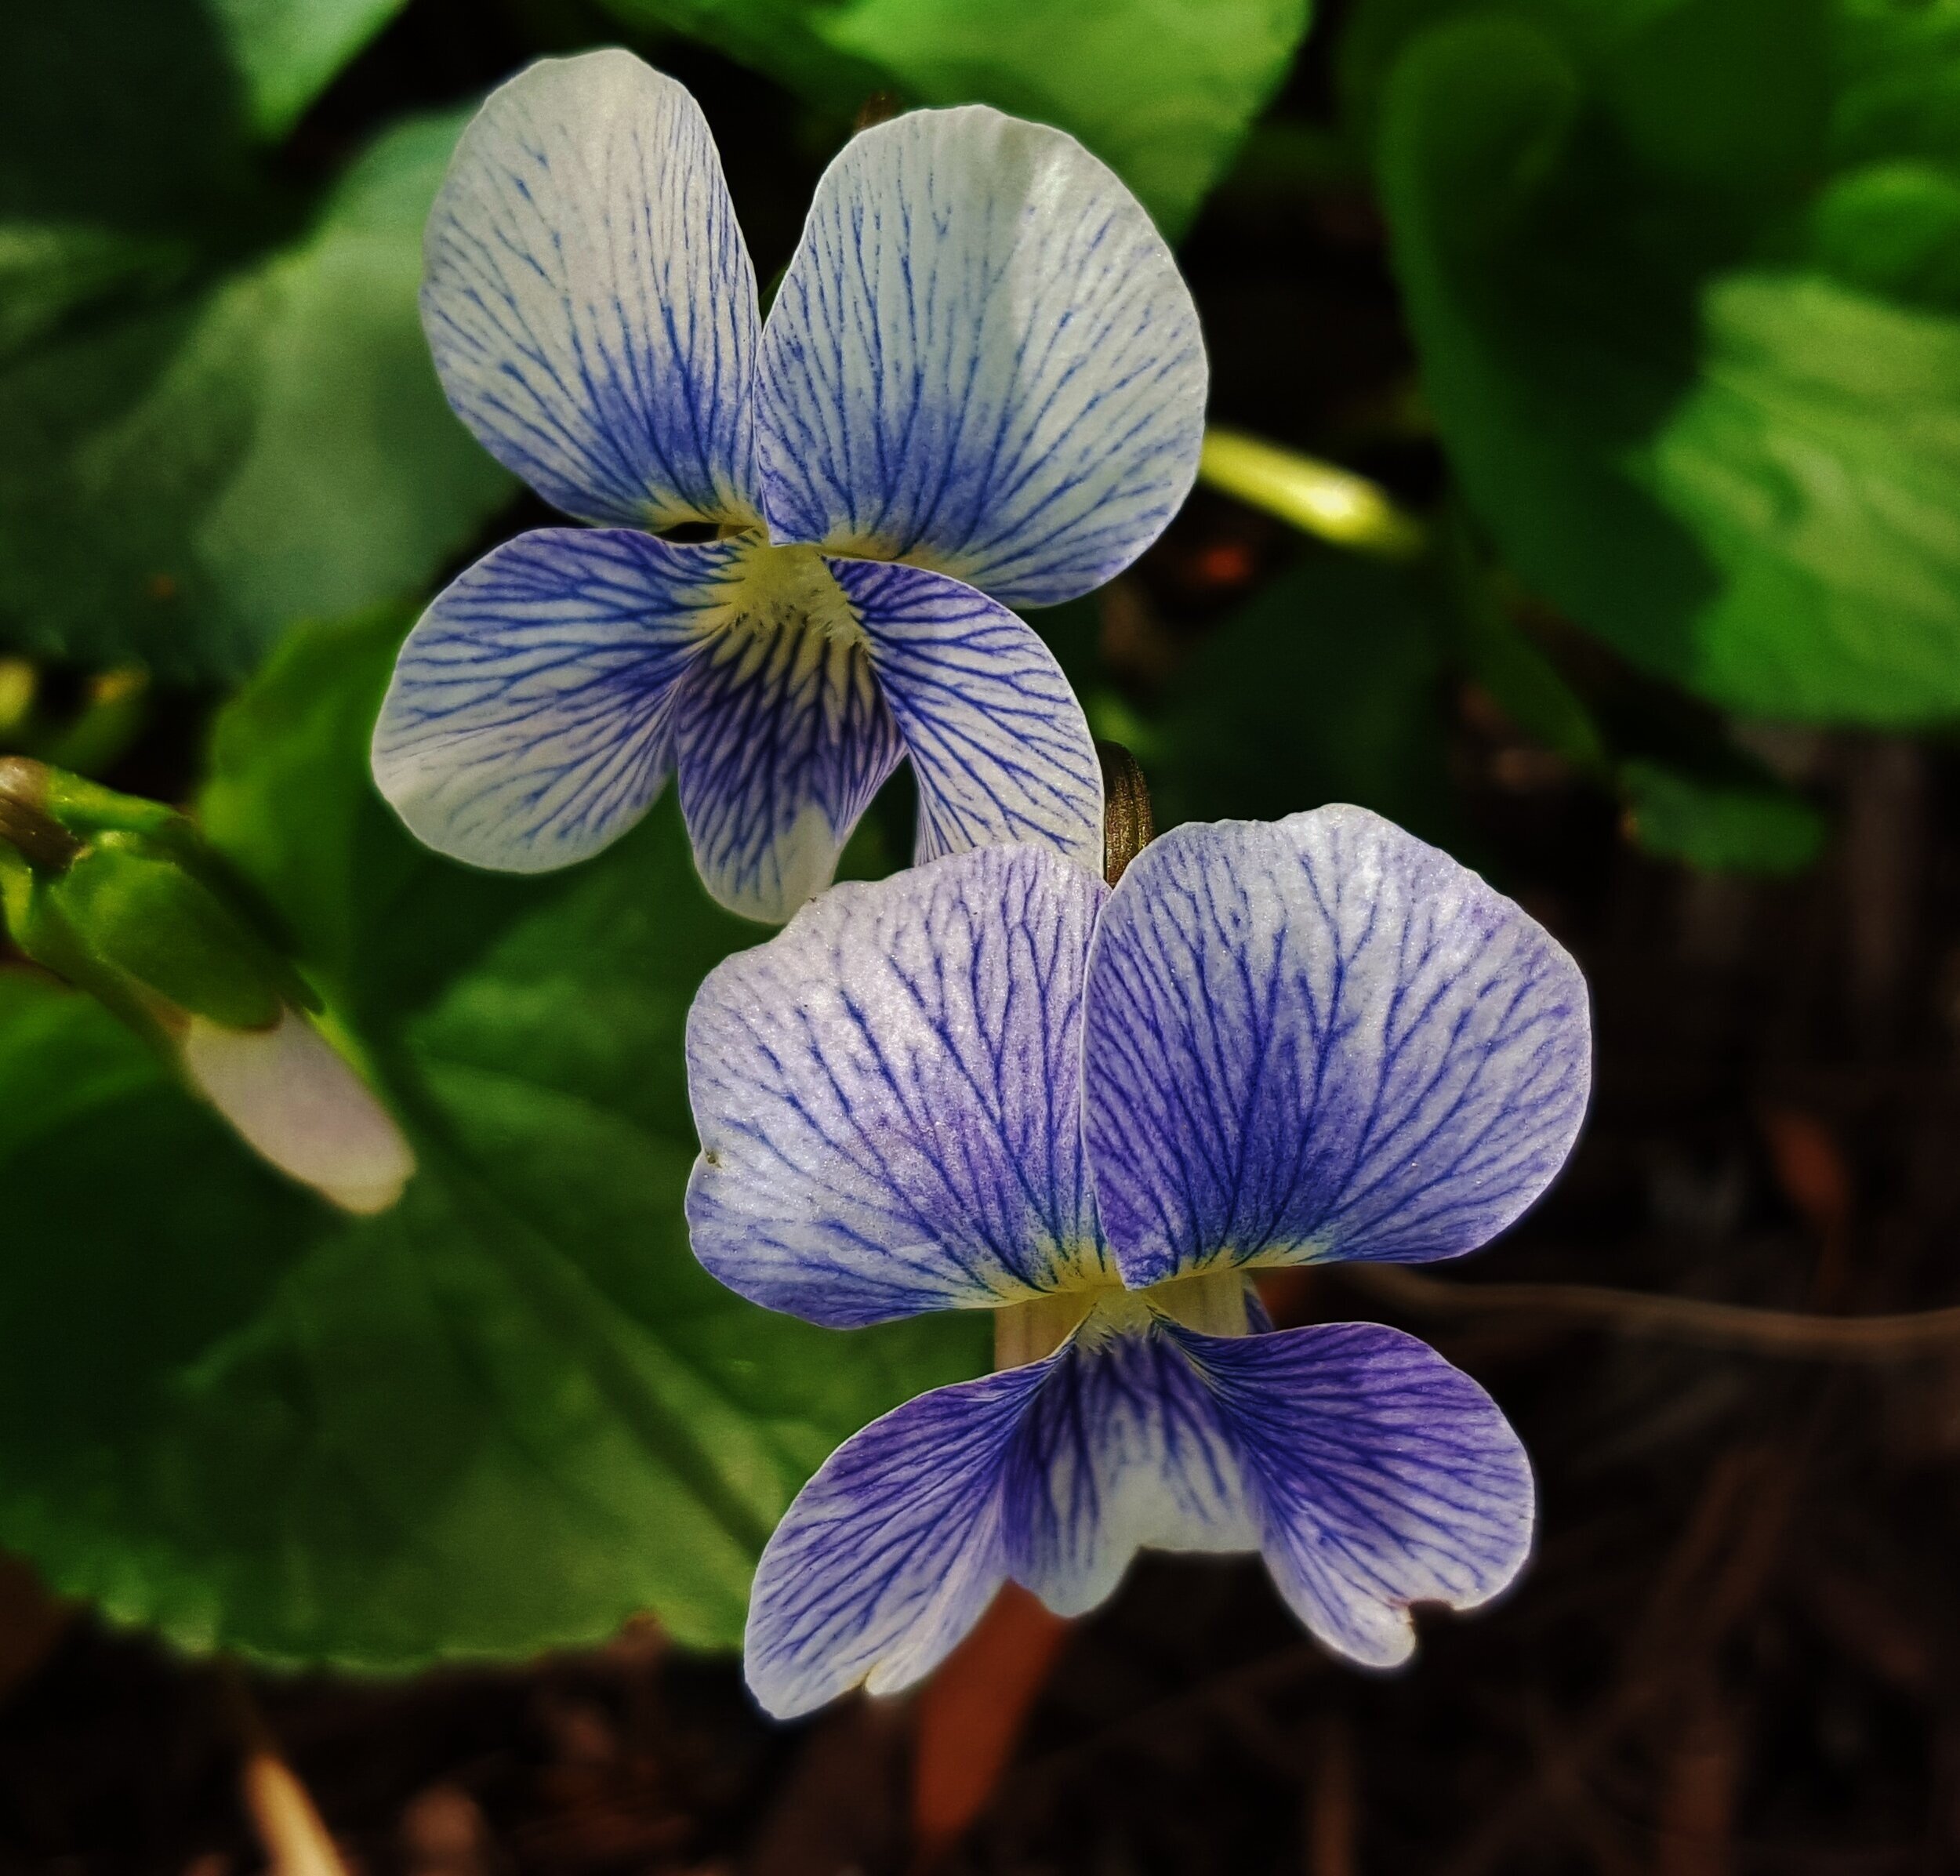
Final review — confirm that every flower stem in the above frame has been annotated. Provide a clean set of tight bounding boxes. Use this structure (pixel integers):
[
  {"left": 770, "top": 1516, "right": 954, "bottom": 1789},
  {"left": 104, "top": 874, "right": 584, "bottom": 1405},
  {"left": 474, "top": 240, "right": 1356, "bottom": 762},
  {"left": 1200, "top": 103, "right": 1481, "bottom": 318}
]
[
  {"left": 1095, "top": 740, "right": 1155, "bottom": 887},
  {"left": 0, "top": 757, "right": 80, "bottom": 871},
  {"left": 1200, "top": 426, "right": 1428, "bottom": 561}
]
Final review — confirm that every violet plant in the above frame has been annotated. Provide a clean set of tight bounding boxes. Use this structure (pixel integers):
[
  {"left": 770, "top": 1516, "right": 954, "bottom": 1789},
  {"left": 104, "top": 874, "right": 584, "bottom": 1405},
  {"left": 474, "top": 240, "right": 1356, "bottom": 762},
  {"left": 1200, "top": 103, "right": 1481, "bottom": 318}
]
[
  {"left": 372, "top": 49, "right": 1206, "bottom": 922},
  {"left": 684, "top": 808, "right": 1592, "bottom": 1717}
]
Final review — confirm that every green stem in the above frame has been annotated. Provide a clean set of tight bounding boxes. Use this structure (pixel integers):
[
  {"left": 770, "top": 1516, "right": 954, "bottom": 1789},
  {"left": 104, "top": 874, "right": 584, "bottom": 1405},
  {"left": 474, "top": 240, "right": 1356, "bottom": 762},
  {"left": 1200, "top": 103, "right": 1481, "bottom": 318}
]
[{"left": 1199, "top": 426, "right": 1429, "bottom": 561}]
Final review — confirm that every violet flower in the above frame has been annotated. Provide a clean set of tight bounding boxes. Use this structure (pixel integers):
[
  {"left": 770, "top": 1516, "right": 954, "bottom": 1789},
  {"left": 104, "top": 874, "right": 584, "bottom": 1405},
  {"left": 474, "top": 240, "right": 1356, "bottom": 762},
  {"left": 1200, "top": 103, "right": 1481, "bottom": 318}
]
[
  {"left": 372, "top": 50, "right": 1204, "bottom": 920},
  {"left": 684, "top": 807, "right": 1592, "bottom": 1716}
]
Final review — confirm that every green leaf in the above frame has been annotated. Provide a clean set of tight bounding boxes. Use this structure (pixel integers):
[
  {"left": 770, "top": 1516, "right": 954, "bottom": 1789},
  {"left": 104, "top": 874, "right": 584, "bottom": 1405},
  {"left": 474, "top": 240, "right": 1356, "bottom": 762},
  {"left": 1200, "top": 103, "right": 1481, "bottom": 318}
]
[
  {"left": 0, "top": 51, "right": 513, "bottom": 679},
  {"left": 1619, "top": 757, "right": 1826, "bottom": 875},
  {"left": 209, "top": 0, "right": 416, "bottom": 136},
  {"left": 1149, "top": 549, "right": 1457, "bottom": 840},
  {"left": 604, "top": 0, "right": 1312, "bottom": 235},
  {"left": 1351, "top": 0, "right": 1960, "bottom": 723},
  {"left": 0, "top": 611, "right": 985, "bottom": 1667}
]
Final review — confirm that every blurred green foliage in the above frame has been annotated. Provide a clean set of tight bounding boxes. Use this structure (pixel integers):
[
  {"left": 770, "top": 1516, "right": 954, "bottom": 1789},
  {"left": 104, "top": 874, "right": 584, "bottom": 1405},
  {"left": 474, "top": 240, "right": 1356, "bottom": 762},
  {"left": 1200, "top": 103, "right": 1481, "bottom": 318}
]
[
  {"left": 0, "top": 3, "right": 514, "bottom": 681},
  {"left": 605, "top": 0, "right": 1311, "bottom": 235},
  {"left": 1149, "top": 552, "right": 1456, "bottom": 842},
  {"left": 1347, "top": 0, "right": 1960, "bottom": 723},
  {"left": 212, "top": 0, "right": 416, "bottom": 134},
  {"left": 0, "top": 611, "right": 985, "bottom": 1667}
]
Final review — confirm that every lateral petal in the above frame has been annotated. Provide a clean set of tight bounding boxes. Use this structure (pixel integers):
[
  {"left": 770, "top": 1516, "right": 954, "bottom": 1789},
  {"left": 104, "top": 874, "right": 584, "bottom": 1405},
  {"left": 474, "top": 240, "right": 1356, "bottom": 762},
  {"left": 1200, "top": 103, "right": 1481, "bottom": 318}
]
[
  {"left": 831, "top": 557, "right": 1102, "bottom": 873},
  {"left": 372, "top": 528, "right": 728, "bottom": 873}
]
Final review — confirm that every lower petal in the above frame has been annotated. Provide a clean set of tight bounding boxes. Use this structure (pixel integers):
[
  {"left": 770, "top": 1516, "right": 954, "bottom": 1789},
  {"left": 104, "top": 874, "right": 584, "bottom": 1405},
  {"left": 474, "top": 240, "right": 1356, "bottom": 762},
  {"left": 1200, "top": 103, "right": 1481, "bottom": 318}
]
[
  {"left": 1004, "top": 1315, "right": 1259, "bottom": 1615},
  {"left": 746, "top": 1315, "right": 1530, "bottom": 1718},
  {"left": 829, "top": 559, "right": 1103, "bottom": 874},
  {"left": 1171, "top": 1320, "right": 1534, "bottom": 1667},
  {"left": 372, "top": 529, "right": 728, "bottom": 873},
  {"left": 745, "top": 1360, "right": 1052, "bottom": 1720},
  {"left": 673, "top": 599, "right": 903, "bottom": 923}
]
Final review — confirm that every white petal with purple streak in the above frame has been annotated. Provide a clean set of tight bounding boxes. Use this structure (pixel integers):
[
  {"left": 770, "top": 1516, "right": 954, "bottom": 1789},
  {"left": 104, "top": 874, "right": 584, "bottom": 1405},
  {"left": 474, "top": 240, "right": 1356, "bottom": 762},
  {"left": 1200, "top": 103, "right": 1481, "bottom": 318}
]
[
  {"left": 1083, "top": 807, "right": 1592, "bottom": 1290},
  {"left": 745, "top": 1360, "right": 1051, "bottom": 1719},
  {"left": 421, "top": 50, "right": 760, "bottom": 528},
  {"left": 829, "top": 557, "right": 1103, "bottom": 871},
  {"left": 1167, "top": 1319, "right": 1534, "bottom": 1667},
  {"left": 757, "top": 106, "right": 1206, "bottom": 608},
  {"left": 372, "top": 528, "right": 728, "bottom": 873},
  {"left": 685, "top": 845, "right": 1111, "bottom": 1326}
]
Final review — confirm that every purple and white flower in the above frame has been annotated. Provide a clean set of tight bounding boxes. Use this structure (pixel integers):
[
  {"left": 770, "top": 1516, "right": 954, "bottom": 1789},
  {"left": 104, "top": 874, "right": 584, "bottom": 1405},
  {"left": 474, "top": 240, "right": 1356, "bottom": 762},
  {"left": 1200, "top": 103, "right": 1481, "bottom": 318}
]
[
  {"left": 684, "top": 807, "right": 1592, "bottom": 1717},
  {"left": 371, "top": 49, "right": 1206, "bottom": 922}
]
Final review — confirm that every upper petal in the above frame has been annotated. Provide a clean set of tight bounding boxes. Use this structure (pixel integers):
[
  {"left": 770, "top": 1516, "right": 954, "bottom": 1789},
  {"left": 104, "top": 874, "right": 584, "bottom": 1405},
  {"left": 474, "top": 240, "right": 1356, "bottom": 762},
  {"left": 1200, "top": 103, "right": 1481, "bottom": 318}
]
[
  {"left": 1083, "top": 807, "right": 1592, "bottom": 1289},
  {"left": 1170, "top": 1321, "right": 1534, "bottom": 1667},
  {"left": 830, "top": 557, "right": 1103, "bottom": 873},
  {"left": 670, "top": 552, "right": 905, "bottom": 922},
  {"left": 756, "top": 106, "right": 1207, "bottom": 608},
  {"left": 421, "top": 50, "right": 760, "bottom": 528},
  {"left": 684, "top": 844, "right": 1112, "bottom": 1328},
  {"left": 372, "top": 528, "right": 731, "bottom": 873}
]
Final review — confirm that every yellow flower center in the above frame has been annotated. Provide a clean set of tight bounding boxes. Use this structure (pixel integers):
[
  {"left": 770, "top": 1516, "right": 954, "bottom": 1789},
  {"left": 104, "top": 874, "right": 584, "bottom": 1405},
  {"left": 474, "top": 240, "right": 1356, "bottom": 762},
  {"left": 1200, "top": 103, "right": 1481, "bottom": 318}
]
[
  {"left": 992, "top": 1265, "right": 1254, "bottom": 1369},
  {"left": 710, "top": 538, "right": 866, "bottom": 646}
]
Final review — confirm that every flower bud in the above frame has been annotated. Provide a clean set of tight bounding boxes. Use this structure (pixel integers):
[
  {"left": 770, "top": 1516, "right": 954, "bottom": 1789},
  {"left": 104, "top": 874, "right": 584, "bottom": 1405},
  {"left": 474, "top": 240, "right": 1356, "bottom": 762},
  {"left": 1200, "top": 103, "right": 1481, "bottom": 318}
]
[
  {"left": 0, "top": 760, "right": 416, "bottom": 1215},
  {"left": 45, "top": 838, "right": 286, "bottom": 1032},
  {"left": 179, "top": 1009, "right": 416, "bottom": 1216}
]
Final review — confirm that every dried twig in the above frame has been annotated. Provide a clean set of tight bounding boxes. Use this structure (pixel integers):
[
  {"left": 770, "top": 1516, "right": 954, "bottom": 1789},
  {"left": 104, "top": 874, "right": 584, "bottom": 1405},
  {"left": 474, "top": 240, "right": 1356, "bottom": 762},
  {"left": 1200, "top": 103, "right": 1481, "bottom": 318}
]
[
  {"left": 1330, "top": 1263, "right": 1960, "bottom": 1359},
  {"left": 217, "top": 1666, "right": 350, "bottom": 1876}
]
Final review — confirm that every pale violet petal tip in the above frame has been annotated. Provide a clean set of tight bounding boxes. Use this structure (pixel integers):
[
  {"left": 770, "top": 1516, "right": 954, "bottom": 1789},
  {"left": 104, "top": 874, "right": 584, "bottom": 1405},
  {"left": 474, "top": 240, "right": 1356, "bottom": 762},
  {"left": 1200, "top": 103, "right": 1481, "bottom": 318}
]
[
  {"left": 757, "top": 106, "right": 1207, "bottom": 607},
  {"left": 422, "top": 49, "right": 760, "bottom": 528},
  {"left": 669, "top": 564, "right": 905, "bottom": 922},
  {"left": 1083, "top": 806, "right": 1593, "bottom": 1290},
  {"left": 684, "top": 844, "right": 1111, "bottom": 1326},
  {"left": 180, "top": 1011, "right": 416, "bottom": 1216},
  {"left": 830, "top": 558, "right": 1104, "bottom": 873},
  {"left": 372, "top": 528, "right": 728, "bottom": 873},
  {"left": 745, "top": 1362, "right": 1052, "bottom": 1718},
  {"left": 1171, "top": 1322, "right": 1534, "bottom": 1667}
]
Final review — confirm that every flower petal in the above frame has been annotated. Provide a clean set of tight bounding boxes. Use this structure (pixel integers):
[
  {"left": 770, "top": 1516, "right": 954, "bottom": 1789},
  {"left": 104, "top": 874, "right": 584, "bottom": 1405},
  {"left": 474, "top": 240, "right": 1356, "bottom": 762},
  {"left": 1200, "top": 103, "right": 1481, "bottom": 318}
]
[
  {"left": 746, "top": 1311, "right": 1528, "bottom": 1715},
  {"left": 829, "top": 558, "right": 1103, "bottom": 871},
  {"left": 422, "top": 49, "right": 760, "bottom": 528},
  {"left": 745, "top": 1360, "right": 1051, "bottom": 1720},
  {"left": 684, "top": 845, "right": 1111, "bottom": 1326},
  {"left": 670, "top": 590, "right": 904, "bottom": 925},
  {"left": 372, "top": 528, "right": 729, "bottom": 873},
  {"left": 1170, "top": 1321, "right": 1534, "bottom": 1667},
  {"left": 757, "top": 106, "right": 1206, "bottom": 608},
  {"left": 1002, "top": 1314, "right": 1259, "bottom": 1617},
  {"left": 1083, "top": 807, "right": 1592, "bottom": 1289}
]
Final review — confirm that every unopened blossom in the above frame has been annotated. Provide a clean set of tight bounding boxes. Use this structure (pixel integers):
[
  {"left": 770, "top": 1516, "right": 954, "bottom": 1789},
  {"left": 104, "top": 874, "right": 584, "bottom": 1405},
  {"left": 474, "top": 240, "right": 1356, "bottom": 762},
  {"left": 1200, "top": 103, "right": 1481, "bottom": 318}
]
[
  {"left": 372, "top": 49, "right": 1206, "bottom": 921},
  {"left": 0, "top": 760, "right": 415, "bottom": 1217},
  {"left": 684, "top": 808, "right": 1592, "bottom": 1716},
  {"left": 178, "top": 1009, "right": 416, "bottom": 1216}
]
